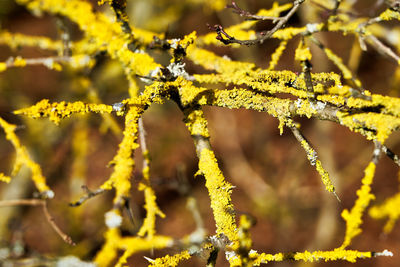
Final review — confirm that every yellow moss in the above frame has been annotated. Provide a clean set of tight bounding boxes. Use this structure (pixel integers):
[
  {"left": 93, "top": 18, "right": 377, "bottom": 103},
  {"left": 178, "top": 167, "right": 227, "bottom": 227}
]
[
  {"left": 341, "top": 162, "right": 376, "bottom": 249},
  {"left": 369, "top": 191, "right": 400, "bottom": 234},
  {"left": 0, "top": 116, "right": 51, "bottom": 193},
  {"left": 269, "top": 40, "right": 288, "bottom": 70},
  {"left": 198, "top": 148, "right": 237, "bottom": 242},
  {"left": 14, "top": 99, "right": 113, "bottom": 125},
  {"left": 149, "top": 250, "right": 192, "bottom": 267}
]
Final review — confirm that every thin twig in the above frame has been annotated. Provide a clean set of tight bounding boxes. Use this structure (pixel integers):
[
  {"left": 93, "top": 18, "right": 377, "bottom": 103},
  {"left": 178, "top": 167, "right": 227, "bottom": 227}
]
[
  {"left": 0, "top": 199, "right": 75, "bottom": 245},
  {"left": 4, "top": 55, "right": 76, "bottom": 70},
  {"left": 69, "top": 185, "right": 105, "bottom": 207},
  {"left": 226, "top": 1, "right": 282, "bottom": 22},
  {"left": 212, "top": 0, "right": 305, "bottom": 45},
  {"left": 373, "top": 141, "right": 382, "bottom": 164},
  {"left": 364, "top": 34, "right": 400, "bottom": 63},
  {"left": 288, "top": 121, "right": 340, "bottom": 201},
  {"left": 381, "top": 145, "right": 400, "bottom": 166},
  {"left": 138, "top": 117, "right": 149, "bottom": 171}
]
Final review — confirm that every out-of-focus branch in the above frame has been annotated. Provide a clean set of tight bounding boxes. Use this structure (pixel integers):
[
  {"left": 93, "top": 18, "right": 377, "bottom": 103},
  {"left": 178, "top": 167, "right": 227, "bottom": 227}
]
[
  {"left": 226, "top": 1, "right": 282, "bottom": 22},
  {"left": 0, "top": 199, "right": 75, "bottom": 246},
  {"left": 69, "top": 185, "right": 105, "bottom": 207},
  {"left": 211, "top": 0, "right": 305, "bottom": 45}
]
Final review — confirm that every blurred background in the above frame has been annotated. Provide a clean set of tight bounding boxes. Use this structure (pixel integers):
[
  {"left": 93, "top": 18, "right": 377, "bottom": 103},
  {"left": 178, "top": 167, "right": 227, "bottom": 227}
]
[{"left": 0, "top": 0, "right": 400, "bottom": 266}]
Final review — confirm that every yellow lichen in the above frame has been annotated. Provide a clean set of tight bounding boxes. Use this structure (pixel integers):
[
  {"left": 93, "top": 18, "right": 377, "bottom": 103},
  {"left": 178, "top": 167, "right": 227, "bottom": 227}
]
[
  {"left": 137, "top": 182, "right": 166, "bottom": 238},
  {"left": 323, "top": 47, "right": 362, "bottom": 87},
  {"left": 198, "top": 2, "right": 292, "bottom": 46},
  {"left": 251, "top": 249, "right": 371, "bottom": 265},
  {"left": 100, "top": 106, "right": 142, "bottom": 203},
  {"left": 95, "top": 228, "right": 173, "bottom": 267},
  {"left": 379, "top": 8, "right": 400, "bottom": 21},
  {"left": 14, "top": 99, "right": 113, "bottom": 125},
  {"left": 340, "top": 162, "right": 376, "bottom": 249},
  {"left": 16, "top": 0, "right": 161, "bottom": 76},
  {"left": 0, "top": 31, "right": 63, "bottom": 51},
  {"left": 0, "top": 62, "right": 7, "bottom": 72},
  {"left": 0, "top": 116, "right": 51, "bottom": 194},
  {"left": 183, "top": 109, "right": 211, "bottom": 138},
  {"left": 299, "top": 138, "right": 336, "bottom": 194},
  {"left": 268, "top": 40, "right": 288, "bottom": 70},
  {"left": 148, "top": 250, "right": 192, "bottom": 267},
  {"left": 187, "top": 46, "right": 255, "bottom": 74},
  {"left": 369, "top": 191, "right": 400, "bottom": 234},
  {"left": 198, "top": 148, "right": 237, "bottom": 242},
  {"left": 295, "top": 39, "right": 312, "bottom": 62},
  {"left": 0, "top": 173, "right": 11, "bottom": 183}
]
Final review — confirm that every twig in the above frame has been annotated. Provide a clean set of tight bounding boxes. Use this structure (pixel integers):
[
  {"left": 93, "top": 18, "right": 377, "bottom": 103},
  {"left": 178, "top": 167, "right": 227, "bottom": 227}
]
[
  {"left": 69, "top": 185, "right": 105, "bottom": 207},
  {"left": 138, "top": 117, "right": 149, "bottom": 170},
  {"left": 364, "top": 34, "right": 400, "bottom": 63},
  {"left": 373, "top": 141, "right": 382, "bottom": 165},
  {"left": 0, "top": 199, "right": 75, "bottom": 245},
  {"left": 381, "top": 145, "right": 400, "bottom": 167},
  {"left": 288, "top": 121, "right": 340, "bottom": 201},
  {"left": 4, "top": 56, "right": 71, "bottom": 69},
  {"left": 212, "top": 0, "right": 305, "bottom": 45},
  {"left": 226, "top": 1, "right": 282, "bottom": 22}
]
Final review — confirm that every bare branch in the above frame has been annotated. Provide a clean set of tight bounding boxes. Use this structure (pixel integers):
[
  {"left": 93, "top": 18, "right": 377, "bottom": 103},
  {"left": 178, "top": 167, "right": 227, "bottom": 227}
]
[
  {"left": 69, "top": 185, "right": 105, "bottom": 207},
  {"left": 364, "top": 34, "right": 400, "bottom": 63},
  {"left": 212, "top": 0, "right": 305, "bottom": 46},
  {"left": 381, "top": 145, "right": 400, "bottom": 167},
  {"left": 226, "top": 1, "right": 282, "bottom": 22},
  {"left": 0, "top": 199, "right": 75, "bottom": 245}
]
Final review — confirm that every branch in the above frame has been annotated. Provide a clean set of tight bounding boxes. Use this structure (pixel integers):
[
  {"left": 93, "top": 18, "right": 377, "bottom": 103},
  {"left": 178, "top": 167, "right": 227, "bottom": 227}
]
[
  {"left": 212, "top": 0, "right": 305, "bottom": 45},
  {"left": 0, "top": 199, "right": 75, "bottom": 245},
  {"left": 69, "top": 185, "right": 105, "bottom": 207},
  {"left": 226, "top": 1, "right": 282, "bottom": 22},
  {"left": 287, "top": 120, "right": 340, "bottom": 201}
]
